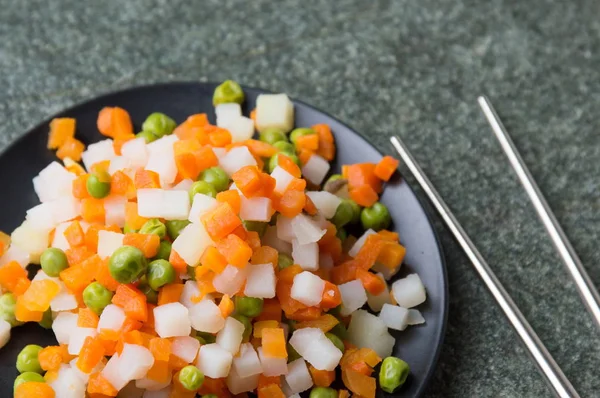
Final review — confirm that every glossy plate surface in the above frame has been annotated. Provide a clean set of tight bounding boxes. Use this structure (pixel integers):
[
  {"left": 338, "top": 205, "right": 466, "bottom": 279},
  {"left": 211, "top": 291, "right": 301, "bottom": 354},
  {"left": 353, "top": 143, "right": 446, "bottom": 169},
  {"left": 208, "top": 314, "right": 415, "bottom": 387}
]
[{"left": 0, "top": 82, "right": 447, "bottom": 397}]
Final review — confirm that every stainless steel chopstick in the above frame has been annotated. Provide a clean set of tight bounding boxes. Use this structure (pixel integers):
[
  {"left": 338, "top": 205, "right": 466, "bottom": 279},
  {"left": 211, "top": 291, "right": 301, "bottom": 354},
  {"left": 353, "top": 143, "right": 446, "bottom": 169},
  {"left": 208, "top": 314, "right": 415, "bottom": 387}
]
[
  {"left": 478, "top": 95, "right": 600, "bottom": 331},
  {"left": 390, "top": 135, "right": 579, "bottom": 398}
]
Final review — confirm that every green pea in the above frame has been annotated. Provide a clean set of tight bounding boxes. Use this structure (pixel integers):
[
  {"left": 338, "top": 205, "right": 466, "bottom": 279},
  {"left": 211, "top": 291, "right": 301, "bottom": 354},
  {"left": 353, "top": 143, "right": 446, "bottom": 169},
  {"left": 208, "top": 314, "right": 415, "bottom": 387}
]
[
  {"left": 38, "top": 309, "right": 53, "bottom": 329},
  {"left": 136, "top": 130, "right": 158, "bottom": 143},
  {"left": 287, "top": 342, "right": 301, "bottom": 362},
  {"left": 194, "top": 335, "right": 206, "bottom": 345},
  {"left": 234, "top": 296, "right": 263, "bottom": 318},
  {"left": 268, "top": 153, "right": 300, "bottom": 173},
  {"left": 142, "top": 112, "right": 176, "bottom": 138},
  {"left": 310, "top": 387, "right": 338, "bottom": 398},
  {"left": 201, "top": 395, "right": 218, "bottom": 398},
  {"left": 189, "top": 181, "right": 217, "bottom": 202},
  {"left": 178, "top": 365, "right": 205, "bottom": 391},
  {"left": 273, "top": 141, "right": 296, "bottom": 155},
  {"left": 147, "top": 260, "right": 176, "bottom": 290},
  {"left": 199, "top": 167, "right": 230, "bottom": 193},
  {"left": 336, "top": 228, "right": 347, "bottom": 242},
  {"left": 328, "top": 322, "right": 348, "bottom": 340},
  {"left": 379, "top": 357, "right": 410, "bottom": 393},
  {"left": 86, "top": 170, "right": 111, "bottom": 199},
  {"left": 139, "top": 219, "right": 166, "bottom": 238},
  {"left": 259, "top": 128, "right": 288, "bottom": 145},
  {"left": 232, "top": 314, "right": 252, "bottom": 342},
  {"left": 109, "top": 246, "right": 148, "bottom": 284},
  {"left": 40, "top": 248, "right": 69, "bottom": 277},
  {"left": 196, "top": 331, "right": 216, "bottom": 344},
  {"left": 278, "top": 253, "right": 294, "bottom": 270},
  {"left": 347, "top": 199, "right": 362, "bottom": 225},
  {"left": 289, "top": 127, "right": 316, "bottom": 146},
  {"left": 139, "top": 283, "right": 158, "bottom": 305},
  {"left": 360, "top": 202, "right": 391, "bottom": 231},
  {"left": 16, "top": 344, "right": 43, "bottom": 374},
  {"left": 242, "top": 220, "right": 267, "bottom": 237},
  {"left": 154, "top": 241, "right": 172, "bottom": 261},
  {"left": 123, "top": 223, "right": 138, "bottom": 234},
  {"left": 330, "top": 200, "right": 354, "bottom": 228},
  {"left": 325, "top": 332, "right": 345, "bottom": 353},
  {"left": 83, "top": 282, "right": 114, "bottom": 315},
  {"left": 186, "top": 265, "right": 197, "bottom": 281},
  {"left": 213, "top": 80, "right": 245, "bottom": 105},
  {"left": 165, "top": 220, "right": 191, "bottom": 241},
  {"left": 326, "top": 174, "right": 343, "bottom": 184},
  {"left": 0, "top": 293, "right": 22, "bottom": 327},
  {"left": 14, "top": 372, "right": 45, "bottom": 392}
]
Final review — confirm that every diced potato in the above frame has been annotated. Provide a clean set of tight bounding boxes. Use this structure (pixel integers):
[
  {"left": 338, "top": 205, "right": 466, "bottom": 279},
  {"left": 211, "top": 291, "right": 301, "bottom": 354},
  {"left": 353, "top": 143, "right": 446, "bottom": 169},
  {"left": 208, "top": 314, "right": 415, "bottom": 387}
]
[{"left": 255, "top": 94, "right": 294, "bottom": 133}]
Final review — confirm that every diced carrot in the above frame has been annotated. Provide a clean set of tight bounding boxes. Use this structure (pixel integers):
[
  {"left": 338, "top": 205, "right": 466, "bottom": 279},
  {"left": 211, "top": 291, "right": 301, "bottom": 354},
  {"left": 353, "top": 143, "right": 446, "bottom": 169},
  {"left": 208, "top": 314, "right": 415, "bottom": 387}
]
[
  {"left": 342, "top": 368, "right": 376, "bottom": 398},
  {"left": 201, "top": 202, "right": 242, "bottom": 240},
  {"left": 251, "top": 320, "right": 278, "bottom": 339},
  {"left": 276, "top": 189, "right": 305, "bottom": 218},
  {"left": 287, "top": 306, "right": 322, "bottom": 321},
  {"left": 250, "top": 109, "right": 257, "bottom": 122},
  {"left": 56, "top": 137, "right": 85, "bottom": 161},
  {"left": 378, "top": 230, "right": 399, "bottom": 242},
  {"left": 174, "top": 113, "right": 209, "bottom": 140},
  {"left": 338, "top": 390, "right": 350, "bottom": 398},
  {"left": 207, "top": 126, "right": 232, "bottom": 147},
  {"left": 64, "top": 220, "right": 85, "bottom": 248},
  {"left": 38, "top": 346, "right": 65, "bottom": 371},
  {"left": 112, "top": 134, "right": 135, "bottom": 156},
  {"left": 134, "top": 169, "right": 161, "bottom": 189},
  {"left": 169, "top": 249, "right": 187, "bottom": 273},
  {"left": 231, "top": 224, "right": 248, "bottom": 241},
  {"left": 377, "top": 241, "right": 406, "bottom": 270},
  {"left": 81, "top": 197, "right": 106, "bottom": 223},
  {"left": 309, "top": 365, "right": 336, "bottom": 387},
  {"left": 261, "top": 328, "right": 287, "bottom": 358},
  {"left": 97, "top": 107, "right": 113, "bottom": 137},
  {"left": 295, "top": 134, "right": 319, "bottom": 151},
  {"left": 112, "top": 284, "right": 148, "bottom": 322},
  {"left": 120, "top": 316, "right": 143, "bottom": 333},
  {"left": 313, "top": 123, "right": 335, "bottom": 161},
  {"left": 286, "top": 178, "right": 307, "bottom": 192},
  {"left": 97, "top": 106, "right": 133, "bottom": 139},
  {"left": 198, "top": 377, "right": 232, "bottom": 397},
  {"left": 200, "top": 246, "right": 228, "bottom": 274},
  {"left": 90, "top": 160, "right": 111, "bottom": 175},
  {"left": 63, "top": 159, "right": 86, "bottom": 176},
  {"left": 87, "top": 372, "right": 118, "bottom": 397},
  {"left": 250, "top": 246, "right": 278, "bottom": 268},
  {"left": 157, "top": 283, "right": 184, "bottom": 306},
  {"left": 15, "top": 296, "right": 44, "bottom": 322},
  {"left": 110, "top": 170, "right": 135, "bottom": 199},
  {"left": 123, "top": 233, "right": 160, "bottom": 258},
  {"left": 65, "top": 246, "right": 95, "bottom": 266},
  {"left": 321, "top": 281, "right": 342, "bottom": 310},
  {"left": 258, "top": 173, "right": 276, "bottom": 198},
  {"left": 304, "top": 195, "right": 318, "bottom": 215},
  {"left": 149, "top": 337, "right": 172, "bottom": 362},
  {"left": 244, "top": 139, "right": 278, "bottom": 158},
  {"left": 77, "top": 336, "right": 106, "bottom": 373},
  {"left": 15, "top": 381, "right": 55, "bottom": 398},
  {"left": 60, "top": 265, "right": 95, "bottom": 293},
  {"left": 124, "top": 202, "right": 149, "bottom": 231},
  {"left": 168, "top": 353, "right": 189, "bottom": 371},
  {"left": 72, "top": 175, "right": 91, "bottom": 200},
  {"left": 356, "top": 268, "right": 386, "bottom": 295},
  {"left": 349, "top": 184, "right": 378, "bottom": 207},
  {"left": 195, "top": 269, "right": 216, "bottom": 299},
  {"left": 298, "top": 149, "right": 314, "bottom": 165},
  {"left": 175, "top": 152, "right": 199, "bottom": 180},
  {"left": 78, "top": 308, "right": 100, "bottom": 328},
  {"left": 354, "top": 234, "right": 387, "bottom": 270},
  {"left": 94, "top": 258, "right": 120, "bottom": 292},
  {"left": 296, "top": 314, "right": 339, "bottom": 333},
  {"left": 246, "top": 231, "right": 261, "bottom": 252},
  {"left": 278, "top": 264, "right": 303, "bottom": 284},
  {"left": 255, "top": 299, "right": 282, "bottom": 322},
  {"left": 216, "top": 190, "right": 241, "bottom": 214},
  {"left": 194, "top": 145, "right": 220, "bottom": 172},
  {"left": 232, "top": 166, "right": 262, "bottom": 198},
  {"left": 374, "top": 155, "right": 399, "bottom": 181},
  {"left": 216, "top": 234, "right": 252, "bottom": 268},
  {"left": 276, "top": 153, "right": 301, "bottom": 178},
  {"left": 48, "top": 118, "right": 76, "bottom": 149},
  {"left": 257, "top": 384, "right": 285, "bottom": 398},
  {"left": 13, "top": 278, "right": 31, "bottom": 297},
  {"left": 0, "top": 261, "right": 28, "bottom": 293},
  {"left": 346, "top": 163, "right": 382, "bottom": 193},
  {"left": 218, "top": 294, "right": 235, "bottom": 318},
  {"left": 146, "top": 360, "right": 171, "bottom": 383}
]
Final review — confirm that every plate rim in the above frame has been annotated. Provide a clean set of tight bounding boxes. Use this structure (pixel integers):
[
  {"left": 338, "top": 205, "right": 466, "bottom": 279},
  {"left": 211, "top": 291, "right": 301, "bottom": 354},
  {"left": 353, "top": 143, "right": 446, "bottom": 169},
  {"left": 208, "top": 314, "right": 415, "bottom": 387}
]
[{"left": 1, "top": 81, "right": 449, "bottom": 397}]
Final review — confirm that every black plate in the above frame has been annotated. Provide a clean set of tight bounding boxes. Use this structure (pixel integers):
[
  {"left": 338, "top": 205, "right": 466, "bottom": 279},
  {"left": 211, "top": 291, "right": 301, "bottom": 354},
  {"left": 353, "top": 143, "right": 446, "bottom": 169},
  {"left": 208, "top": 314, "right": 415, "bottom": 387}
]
[{"left": 0, "top": 82, "right": 447, "bottom": 397}]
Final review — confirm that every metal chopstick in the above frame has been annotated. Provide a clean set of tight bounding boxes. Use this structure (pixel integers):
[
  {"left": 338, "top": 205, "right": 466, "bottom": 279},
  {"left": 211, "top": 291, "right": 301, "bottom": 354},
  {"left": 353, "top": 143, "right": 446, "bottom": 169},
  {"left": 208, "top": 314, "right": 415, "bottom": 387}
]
[
  {"left": 390, "top": 135, "right": 579, "bottom": 398},
  {"left": 478, "top": 95, "right": 600, "bottom": 331}
]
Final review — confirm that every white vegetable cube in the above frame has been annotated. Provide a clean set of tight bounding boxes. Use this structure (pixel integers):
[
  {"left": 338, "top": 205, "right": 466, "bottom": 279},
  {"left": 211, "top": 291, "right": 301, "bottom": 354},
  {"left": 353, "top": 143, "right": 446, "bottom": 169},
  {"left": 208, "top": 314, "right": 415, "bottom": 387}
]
[
  {"left": 171, "top": 336, "right": 200, "bottom": 363},
  {"left": 189, "top": 300, "right": 225, "bottom": 333},
  {"left": 188, "top": 194, "right": 218, "bottom": 223},
  {"left": 263, "top": 225, "right": 292, "bottom": 255},
  {"left": 0, "top": 319, "right": 10, "bottom": 349},
  {"left": 0, "top": 244, "right": 30, "bottom": 268},
  {"left": 407, "top": 309, "right": 426, "bottom": 325},
  {"left": 239, "top": 196, "right": 272, "bottom": 222},
  {"left": 290, "top": 271, "right": 325, "bottom": 307},
  {"left": 52, "top": 312, "right": 78, "bottom": 345},
  {"left": 118, "top": 343, "right": 154, "bottom": 381},
  {"left": 255, "top": 93, "right": 294, "bottom": 133},
  {"left": 50, "top": 364, "right": 87, "bottom": 398},
  {"left": 82, "top": 139, "right": 116, "bottom": 171},
  {"left": 233, "top": 343, "right": 263, "bottom": 378},
  {"left": 171, "top": 222, "right": 213, "bottom": 266},
  {"left": 339, "top": 280, "right": 368, "bottom": 316},
  {"left": 25, "top": 203, "right": 58, "bottom": 230},
  {"left": 33, "top": 161, "right": 76, "bottom": 203},
  {"left": 147, "top": 135, "right": 179, "bottom": 155},
  {"left": 219, "top": 146, "right": 257, "bottom": 176},
  {"left": 51, "top": 222, "right": 71, "bottom": 252},
  {"left": 179, "top": 280, "right": 202, "bottom": 309},
  {"left": 291, "top": 214, "right": 326, "bottom": 245},
  {"left": 276, "top": 215, "right": 295, "bottom": 242},
  {"left": 51, "top": 287, "right": 78, "bottom": 312},
  {"left": 97, "top": 230, "right": 124, "bottom": 259},
  {"left": 289, "top": 328, "right": 342, "bottom": 371},
  {"left": 102, "top": 354, "right": 129, "bottom": 391},
  {"left": 135, "top": 377, "right": 170, "bottom": 392},
  {"left": 216, "top": 317, "right": 245, "bottom": 354},
  {"left": 137, "top": 189, "right": 190, "bottom": 220},
  {"left": 52, "top": 196, "right": 81, "bottom": 224},
  {"left": 301, "top": 154, "right": 330, "bottom": 185},
  {"left": 305, "top": 191, "right": 341, "bottom": 219},
  {"left": 171, "top": 178, "right": 194, "bottom": 191},
  {"left": 196, "top": 343, "right": 233, "bottom": 378},
  {"left": 68, "top": 327, "right": 97, "bottom": 355},
  {"left": 347, "top": 310, "right": 395, "bottom": 358},
  {"left": 372, "top": 261, "right": 401, "bottom": 280},
  {"left": 379, "top": 303, "right": 409, "bottom": 331},
  {"left": 97, "top": 304, "right": 126, "bottom": 332},
  {"left": 284, "top": 358, "right": 313, "bottom": 394},
  {"left": 226, "top": 368, "right": 259, "bottom": 395},
  {"left": 10, "top": 220, "right": 50, "bottom": 264},
  {"left": 366, "top": 273, "right": 391, "bottom": 312},
  {"left": 108, "top": 156, "right": 132, "bottom": 175},
  {"left": 223, "top": 116, "right": 255, "bottom": 143},
  {"left": 349, "top": 229, "right": 376, "bottom": 257},
  {"left": 213, "top": 265, "right": 247, "bottom": 296},
  {"left": 121, "top": 137, "right": 149, "bottom": 169},
  {"left": 392, "top": 274, "right": 426, "bottom": 308},
  {"left": 258, "top": 347, "right": 288, "bottom": 377},
  {"left": 292, "top": 239, "right": 319, "bottom": 271},
  {"left": 271, "top": 166, "right": 295, "bottom": 195},
  {"left": 153, "top": 302, "right": 191, "bottom": 338},
  {"left": 215, "top": 103, "right": 242, "bottom": 127},
  {"left": 104, "top": 196, "right": 127, "bottom": 227},
  {"left": 145, "top": 150, "right": 177, "bottom": 186},
  {"left": 244, "top": 263, "right": 276, "bottom": 298}
]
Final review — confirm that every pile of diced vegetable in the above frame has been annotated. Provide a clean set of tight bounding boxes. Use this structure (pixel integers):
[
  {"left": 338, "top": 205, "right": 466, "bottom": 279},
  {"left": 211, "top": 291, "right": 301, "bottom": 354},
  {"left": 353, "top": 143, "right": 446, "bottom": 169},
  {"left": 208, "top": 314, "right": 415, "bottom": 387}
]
[{"left": 0, "top": 80, "right": 428, "bottom": 398}]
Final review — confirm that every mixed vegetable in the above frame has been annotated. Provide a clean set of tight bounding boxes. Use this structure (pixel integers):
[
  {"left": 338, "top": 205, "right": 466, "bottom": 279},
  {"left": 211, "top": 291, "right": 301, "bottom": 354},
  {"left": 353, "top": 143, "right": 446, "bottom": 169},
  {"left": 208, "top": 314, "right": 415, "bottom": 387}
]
[{"left": 0, "top": 80, "right": 428, "bottom": 398}]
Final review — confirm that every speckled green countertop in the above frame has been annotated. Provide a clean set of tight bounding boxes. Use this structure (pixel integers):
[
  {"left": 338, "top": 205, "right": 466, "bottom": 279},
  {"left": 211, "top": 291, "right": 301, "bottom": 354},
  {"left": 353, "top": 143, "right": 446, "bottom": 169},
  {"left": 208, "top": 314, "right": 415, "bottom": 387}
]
[{"left": 2, "top": 0, "right": 600, "bottom": 396}]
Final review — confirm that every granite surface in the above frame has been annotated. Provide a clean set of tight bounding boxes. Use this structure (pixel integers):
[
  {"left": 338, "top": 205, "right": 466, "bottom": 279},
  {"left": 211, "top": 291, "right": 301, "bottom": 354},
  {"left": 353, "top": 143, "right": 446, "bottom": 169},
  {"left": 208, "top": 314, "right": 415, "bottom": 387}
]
[{"left": 2, "top": 0, "right": 600, "bottom": 396}]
